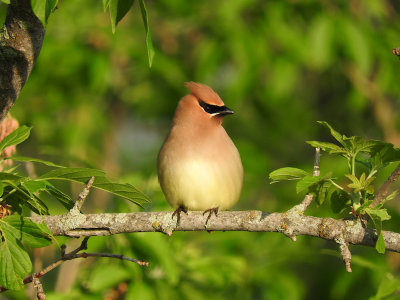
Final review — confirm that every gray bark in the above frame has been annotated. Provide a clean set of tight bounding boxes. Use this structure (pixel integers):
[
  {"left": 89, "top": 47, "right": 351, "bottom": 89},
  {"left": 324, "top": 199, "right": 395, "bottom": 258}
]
[{"left": 30, "top": 210, "right": 400, "bottom": 253}]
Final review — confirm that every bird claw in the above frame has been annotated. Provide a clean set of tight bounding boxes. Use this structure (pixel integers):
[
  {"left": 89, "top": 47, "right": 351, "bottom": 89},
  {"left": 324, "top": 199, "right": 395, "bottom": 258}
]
[
  {"left": 203, "top": 207, "right": 219, "bottom": 225},
  {"left": 172, "top": 205, "right": 188, "bottom": 226}
]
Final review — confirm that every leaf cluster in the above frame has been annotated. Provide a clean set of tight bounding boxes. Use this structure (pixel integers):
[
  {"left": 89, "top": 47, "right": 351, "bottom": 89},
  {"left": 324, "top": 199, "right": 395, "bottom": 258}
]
[
  {"left": 0, "top": 126, "right": 149, "bottom": 290},
  {"left": 270, "top": 121, "right": 400, "bottom": 254},
  {"left": 0, "top": 0, "right": 154, "bottom": 67}
]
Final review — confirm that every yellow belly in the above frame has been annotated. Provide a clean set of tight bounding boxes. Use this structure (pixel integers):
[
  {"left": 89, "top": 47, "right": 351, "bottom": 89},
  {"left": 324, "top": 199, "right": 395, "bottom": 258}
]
[{"left": 158, "top": 155, "right": 243, "bottom": 211}]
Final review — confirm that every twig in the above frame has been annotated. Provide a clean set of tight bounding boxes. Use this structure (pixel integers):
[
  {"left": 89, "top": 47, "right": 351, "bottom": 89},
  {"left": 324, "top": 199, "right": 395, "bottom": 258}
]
[
  {"left": 335, "top": 233, "right": 352, "bottom": 273},
  {"left": 32, "top": 276, "right": 45, "bottom": 300},
  {"left": 371, "top": 163, "right": 400, "bottom": 207},
  {"left": 64, "top": 236, "right": 89, "bottom": 257},
  {"left": 0, "top": 236, "right": 148, "bottom": 293},
  {"left": 72, "top": 176, "right": 95, "bottom": 213},
  {"left": 313, "top": 147, "right": 321, "bottom": 176},
  {"left": 291, "top": 147, "right": 321, "bottom": 216},
  {"left": 66, "top": 252, "right": 149, "bottom": 266}
]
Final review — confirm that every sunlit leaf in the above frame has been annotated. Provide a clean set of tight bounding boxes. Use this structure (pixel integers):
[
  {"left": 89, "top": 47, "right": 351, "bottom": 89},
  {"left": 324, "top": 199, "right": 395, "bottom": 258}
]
[
  {"left": 306, "top": 141, "right": 345, "bottom": 155},
  {"left": 374, "top": 273, "right": 400, "bottom": 299},
  {"left": 0, "top": 126, "right": 31, "bottom": 154},
  {"left": 296, "top": 175, "right": 322, "bottom": 194},
  {"left": 139, "top": 0, "right": 155, "bottom": 67},
  {"left": 3, "top": 215, "right": 52, "bottom": 248},
  {"left": 0, "top": 220, "right": 32, "bottom": 290},
  {"left": 31, "top": 0, "right": 58, "bottom": 26},
  {"left": 366, "top": 207, "right": 390, "bottom": 254},
  {"left": 38, "top": 167, "right": 150, "bottom": 207},
  {"left": 269, "top": 167, "right": 309, "bottom": 182},
  {"left": 109, "top": 0, "right": 135, "bottom": 33},
  {"left": 8, "top": 156, "right": 63, "bottom": 168},
  {"left": 376, "top": 231, "right": 385, "bottom": 254},
  {"left": 103, "top": 0, "right": 111, "bottom": 11}
]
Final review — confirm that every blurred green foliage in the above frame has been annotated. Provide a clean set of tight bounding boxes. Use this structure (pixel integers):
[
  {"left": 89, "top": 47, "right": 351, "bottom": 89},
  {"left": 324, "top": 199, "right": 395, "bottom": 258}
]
[{"left": 4, "top": 0, "right": 400, "bottom": 299}]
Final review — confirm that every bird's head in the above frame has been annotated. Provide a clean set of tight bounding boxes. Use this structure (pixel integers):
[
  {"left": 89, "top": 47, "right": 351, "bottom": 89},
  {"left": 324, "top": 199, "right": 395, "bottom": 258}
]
[{"left": 173, "top": 82, "right": 234, "bottom": 127}]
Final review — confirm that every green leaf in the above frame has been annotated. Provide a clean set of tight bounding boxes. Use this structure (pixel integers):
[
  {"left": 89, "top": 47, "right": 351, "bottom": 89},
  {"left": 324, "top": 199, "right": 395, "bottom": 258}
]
[
  {"left": 3, "top": 184, "right": 49, "bottom": 215},
  {"left": 345, "top": 174, "right": 361, "bottom": 191},
  {"left": 349, "top": 137, "right": 386, "bottom": 154},
  {"left": 365, "top": 207, "right": 390, "bottom": 254},
  {"left": 3, "top": 215, "right": 52, "bottom": 248},
  {"left": 87, "top": 263, "right": 131, "bottom": 292},
  {"left": 374, "top": 273, "right": 400, "bottom": 299},
  {"left": 103, "top": 0, "right": 111, "bottom": 11},
  {"left": 0, "top": 181, "right": 4, "bottom": 197},
  {"left": 44, "top": 184, "right": 74, "bottom": 210},
  {"left": 30, "top": 0, "right": 58, "bottom": 26},
  {"left": 370, "top": 144, "right": 400, "bottom": 172},
  {"left": 8, "top": 156, "right": 63, "bottom": 168},
  {"left": 109, "top": 0, "right": 135, "bottom": 33},
  {"left": 0, "top": 126, "right": 31, "bottom": 154},
  {"left": 22, "top": 180, "right": 74, "bottom": 211},
  {"left": 0, "top": 172, "right": 23, "bottom": 181},
  {"left": 296, "top": 175, "right": 322, "bottom": 194},
  {"left": 0, "top": 220, "right": 32, "bottom": 290},
  {"left": 38, "top": 167, "right": 150, "bottom": 207},
  {"left": 306, "top": 141, "right": 346, "bottom": 155},
  {"left": 22, "top": 180, "right": 48, "bottom": 194},
  {"left": 317, "top": 121, "right": 348, "bottom": 148},
  {"left": 1, "top": 0, "right": 10, "bottom": 4},
  {"left": 365, "top": 207, "right": 391, "bottom": 222},
  {"left": 315, "top": 181, "right": 332, "bottom": 205},
  {"left": 330, "top": 190, "right": 351, "bottom": 213},
  {"left": 0, "top": 3, "right": 8, "bottom": 29},
  {"left": 139, "top": 0, "right": 155, "bottom": 67},
  {"left": 376, "top": 231, "right": 386, "bottom": 254},
  {"left": 269, "top": 167, "right": 309, "bottom": 182}
]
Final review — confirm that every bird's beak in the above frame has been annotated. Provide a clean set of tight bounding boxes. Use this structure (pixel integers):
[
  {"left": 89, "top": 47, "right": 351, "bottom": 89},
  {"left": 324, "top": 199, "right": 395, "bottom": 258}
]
[{"left": 217, "top": 106, "right": 234, "bottom": 116}]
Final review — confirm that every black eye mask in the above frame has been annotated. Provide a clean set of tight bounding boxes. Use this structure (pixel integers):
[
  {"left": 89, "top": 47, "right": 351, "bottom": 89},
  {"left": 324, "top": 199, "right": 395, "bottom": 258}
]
[{"left": 198, "top": 99, "right": 234, "bottom": 116}]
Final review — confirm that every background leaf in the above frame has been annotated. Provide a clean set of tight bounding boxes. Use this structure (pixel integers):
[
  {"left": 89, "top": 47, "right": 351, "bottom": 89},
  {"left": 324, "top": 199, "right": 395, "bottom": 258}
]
[
  {"left": 0, "top": 220, "right": 32, "bottom": 290},
  {"left": 109, "top": 0, "right": 135, "bottom": 33},
  {"left": 0, "top": 126, "right": 31, "bottom": 154},
  {"left": 31, "top": 0, "right": 58, "bottom": 26},
  {"left": 38, "top": 167, "right": 150, "bottom": 207},
  {"left": 138, "top": 0, "right": 155, "bottom": 67},
  {"left": 269, "top": 167, "right": 309, "bottom": 182}
]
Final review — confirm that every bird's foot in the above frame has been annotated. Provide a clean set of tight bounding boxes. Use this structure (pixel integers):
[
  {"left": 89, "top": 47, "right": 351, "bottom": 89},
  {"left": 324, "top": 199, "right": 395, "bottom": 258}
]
[
  {"left": 172, "top": 205, "right": 188, "bottom": 226},
  {"left": 203, "top": 207, "right": 219, "bottom": 225}
]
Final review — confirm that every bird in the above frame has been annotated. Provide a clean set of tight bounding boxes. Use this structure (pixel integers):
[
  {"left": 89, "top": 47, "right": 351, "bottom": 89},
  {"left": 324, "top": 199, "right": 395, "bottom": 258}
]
[{"left": 157, "top": 82, "right": 243, "bottom": 224}]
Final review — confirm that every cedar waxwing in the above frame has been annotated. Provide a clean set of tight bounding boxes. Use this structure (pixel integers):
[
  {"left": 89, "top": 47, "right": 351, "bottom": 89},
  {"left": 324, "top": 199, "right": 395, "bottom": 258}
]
[{"left": 157, "top": 82, "right": 243, "bottom": 223}]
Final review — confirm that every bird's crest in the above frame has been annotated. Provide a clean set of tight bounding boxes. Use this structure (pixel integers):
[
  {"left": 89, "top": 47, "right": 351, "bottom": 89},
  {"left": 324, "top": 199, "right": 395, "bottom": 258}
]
[{"left": 184, "top": 82, "right": 224, "bottom": 106}]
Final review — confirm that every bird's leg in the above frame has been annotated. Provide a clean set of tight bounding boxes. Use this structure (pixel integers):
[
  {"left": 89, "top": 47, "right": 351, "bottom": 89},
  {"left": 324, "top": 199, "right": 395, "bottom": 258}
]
[
  {"left": 203, "top": 207, "right": 219, "bottom": 224},
  {"left": 172, "top": 205, "right": 188, "bottom": 226}
]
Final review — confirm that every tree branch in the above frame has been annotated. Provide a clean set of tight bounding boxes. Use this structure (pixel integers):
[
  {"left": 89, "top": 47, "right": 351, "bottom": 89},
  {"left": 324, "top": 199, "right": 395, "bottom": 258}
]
[
  {"left": 0, "top": 0, "right": 45, "bottom": 120},
  {"left": 0, "top": 236, "right": 148, "bottom": 293},
  {"left": 29, "top": 210, "right": 400, "bottom": 253},
  {"left": 371, "top": 163, "right": 400, "bottom": 208}
]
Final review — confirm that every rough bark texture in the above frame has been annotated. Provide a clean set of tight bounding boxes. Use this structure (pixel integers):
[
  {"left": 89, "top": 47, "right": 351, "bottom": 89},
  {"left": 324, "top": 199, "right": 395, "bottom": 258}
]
[
  {"left": 30, "top": 210, "right": 400, "bottom": 253},
  {"left": 0, "top": 0, "right": 45, "bottom": 120}
]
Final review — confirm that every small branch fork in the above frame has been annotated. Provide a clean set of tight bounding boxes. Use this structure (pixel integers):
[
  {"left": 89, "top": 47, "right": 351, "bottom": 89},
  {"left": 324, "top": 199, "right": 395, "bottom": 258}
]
[
  {"left": 0, "top": 180, "right": 148, "bottom": 296},
  {"left": 70, "top": 176, "right": 95, "bottom": 215},
  {"left": 371, "top": 163, "right": 400, "bottom": 208},
  {"left": 0, "top": 236, "right": 149, "bottom": 294}
]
